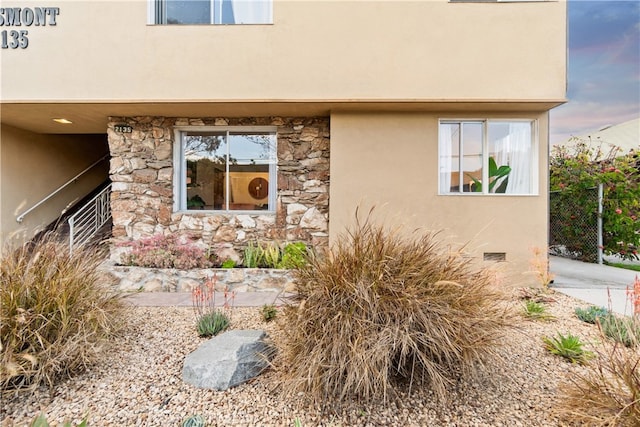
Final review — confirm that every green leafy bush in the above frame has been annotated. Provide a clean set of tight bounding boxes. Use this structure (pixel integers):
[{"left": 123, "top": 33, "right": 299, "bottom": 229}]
[
  {"left": 599, "top": 314, "right": 640, "bottom": 348},
  {"left": 196, "top": 311, "right": 230, "bottom": 337},
  {"left": 279, "top": 214, "right": 512, "bottom": 405},
  {"left": 575, "top": 306, "right": 609, "bottom": 324},
  {"left": 1, "top": 233, "right": 124, "bottom": 394},
  {"left": 119, "top": 234, "right": 217, "bottom": 269},
  {"left": 555, "top": 342, "right": 639, "bottom": 426},
  {"left": 243, "top": 241, "right": 261, "bottom": 268},
  {"left": 550, "top": 141, "right": 639, "bottom": 261},
  {"left": 543, "top": 332, "right": 594, "bottom": 364},
  {"left": 279, "top": 242, "right": 309, "bottom": 269},
  {"left": 260, "top": 242, "right": 281, "bottom": 268},
  {"left": 221, "top": 259, "right": 236, "bottom": 269}
]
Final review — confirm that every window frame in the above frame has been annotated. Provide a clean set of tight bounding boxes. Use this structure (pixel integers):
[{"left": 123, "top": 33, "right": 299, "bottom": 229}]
[
  {"left": 438, "top": 118, "right": 538, "bottom": 196},
  {"left": 173, "top": 126, "right": 278, "bottom": 214},
  {"left": 148, "top": 0, "right": 273, "bottom": 25}
]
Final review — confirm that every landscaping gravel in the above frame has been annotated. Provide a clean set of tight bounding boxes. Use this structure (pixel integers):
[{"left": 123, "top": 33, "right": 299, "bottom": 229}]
[{"left": 0, "top": 290, "right": 630, "bottom": 426}]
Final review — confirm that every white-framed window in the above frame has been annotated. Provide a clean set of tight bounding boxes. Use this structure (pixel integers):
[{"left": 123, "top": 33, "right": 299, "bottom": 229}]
[
  {"left": 174, "top": 127, "right": 277, "bottom": 212},
  {"left": 149, "top": 0, "right": 272, "bottom": 25},
  {"left": 438, "top": 120, "right": 537, "bottom": 195}
]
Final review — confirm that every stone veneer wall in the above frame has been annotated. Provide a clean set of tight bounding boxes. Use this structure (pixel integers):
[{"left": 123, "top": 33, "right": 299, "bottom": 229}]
[{"left": 107, "top": 117, "right": 329, "bottom": 263}]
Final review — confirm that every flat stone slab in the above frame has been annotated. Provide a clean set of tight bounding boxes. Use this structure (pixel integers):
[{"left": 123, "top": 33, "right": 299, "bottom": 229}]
[{"left": 182, "top": 329, "right": 275, "bottom": 390}]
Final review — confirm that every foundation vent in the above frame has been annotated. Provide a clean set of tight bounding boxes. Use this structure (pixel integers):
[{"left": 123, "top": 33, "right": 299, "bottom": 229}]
[{"left": 483, "top": 252, "right": 506, "bottom": 262}]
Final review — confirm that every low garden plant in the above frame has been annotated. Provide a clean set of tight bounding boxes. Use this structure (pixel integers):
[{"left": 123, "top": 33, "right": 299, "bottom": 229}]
[
  {"left": 542, "top": 332, "right": 594, "bottom": 364},
  {"left": 28, "top": 413, "right": 88, "bottom": 427},
  {"left": 192, "top": 276, "right": 235, "bottom": 337},
  {"left": 119, "top": 234, "right": 217, "bottom": 269},
  {"left": 279, "top": 213, "right": 513, "bottom": 405},
  {"left": 598, "top": 314, "right": 640, "bottom": 348},
  {"left": 522, "top": 300, "right": 555, "bottom": 321},
  {"left": 1, "top": 232, "right": 124, "bottom": 394},
  {"left": 575, "top": 305, "right": 609, "bottom": 324},
  {"left": 261, "top": 304, "right": 278, "bottom": 322}
]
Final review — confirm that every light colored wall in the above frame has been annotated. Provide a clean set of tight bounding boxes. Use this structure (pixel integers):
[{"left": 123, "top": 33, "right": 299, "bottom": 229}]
[
  {"left": 329, "top": 111, "right": 550, "bottom": 287},
  {"left": 0, "top": 125, "right": 109, "bottom": 245},
  {"left": 1, "top": 0, "right": 566, "bottom": 103}
]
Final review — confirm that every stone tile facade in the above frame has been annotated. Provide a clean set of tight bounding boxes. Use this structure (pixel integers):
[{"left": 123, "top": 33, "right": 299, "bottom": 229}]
[{"left": 107, "top": 116, "right": 329, "bottom": 263}]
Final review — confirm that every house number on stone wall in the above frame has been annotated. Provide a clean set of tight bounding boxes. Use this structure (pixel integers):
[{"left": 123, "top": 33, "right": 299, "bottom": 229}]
[
  {"left": 114, "top": 125, "right": 133, "bottom": 133},
  {"left": 0, "top": 7, "right": 60, "bottom": 49}
]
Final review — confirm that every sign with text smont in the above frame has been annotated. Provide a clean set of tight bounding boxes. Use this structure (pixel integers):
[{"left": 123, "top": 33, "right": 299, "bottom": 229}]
[{"left": 0, "top": 6, "right": 60, "bottom": 49}]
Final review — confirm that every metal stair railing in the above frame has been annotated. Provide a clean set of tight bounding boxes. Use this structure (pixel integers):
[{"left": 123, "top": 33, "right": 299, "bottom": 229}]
[
  {"left": 68, "top": 183, "right": 112, "bottom": 253},
  {"left": 16, "top": 154, "right": 110, "bottom": 223}
]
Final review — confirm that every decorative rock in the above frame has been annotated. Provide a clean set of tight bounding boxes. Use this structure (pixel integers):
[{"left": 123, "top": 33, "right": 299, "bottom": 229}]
[{"left": 182, "top": 330, "right": 275, "bottom": 391}]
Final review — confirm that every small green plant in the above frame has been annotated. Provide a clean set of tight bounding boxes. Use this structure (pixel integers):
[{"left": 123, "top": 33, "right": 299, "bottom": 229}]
[
  {"left": 575, "top": 306, "right": 609, "bottom": 324},
  {"left": 598, "top": 314, "right": 640, "bottom": 348},
  {"left": 192, "top": 276, "right": 235, "bottom": 338},
  {"left": 543, "top": 332, "right": 594, "bottom": 364},
  {"left": 522, "top": 300, "right": 555, "bottom": 321},
  {"left": 293, "top": 419, "right": 303, "bottom": 427},
  {"left": 243, "top": 241, "right": 262, "bottom": 268},
  {"left": 261, "top": 242, "right": 281, "bottom": 268},
  {"left": 261, "top": 304, "right": 278, "bottom": 322},
  {"left": 221, "top": 259, "right": 236, "bottom": 269},
  {"left": 278, "top": 242, "right": 309, "bottom": 269},
  {"left": 182, "top": 414, "right": 206, "bottom": 427},
  {"left": 29, "top": 413, "right": 88, "bottom": 427}
]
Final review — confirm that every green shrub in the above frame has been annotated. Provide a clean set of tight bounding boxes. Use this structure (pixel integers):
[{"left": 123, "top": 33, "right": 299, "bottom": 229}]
[
  {"left": 243, "top": 241, "right": 262, "bottom": 268},
  {"left": 522, "top": 300, "right": 555, "bottom": 321},
  {"left": 599, "top": 314, "right": 640, "bottom": 348},
  {"left": 261, "top": 304, "right": 278, "bottom": 322},
  {"left": 182, "top": 415, "right": 206, "bottom": 427},
  {"left": 1, "top": 232, "right": 124, "bottom": 394},
  {"left": 279, "top": 242, "right": 309, "bottom": 269},
  {"left": 279, "top": 214, "right": 512, "bottom": 405},
  {"left": 543, "top": 333, "right": 594, "bottom": 364},
  {"left": 221, "top": 259, "right": 236, "bottom": 269},
  {"left": 260, "top": 242, "right": 281, "bottom": 268},
  {"left": 575, "top": 306, "right": 609, "bottom": 324},
  {"left": 555, "top": 343, "right": 640, "bottom": 426},
  {"left": 196, "top": 311, "right": 230, "bottom": 337}
]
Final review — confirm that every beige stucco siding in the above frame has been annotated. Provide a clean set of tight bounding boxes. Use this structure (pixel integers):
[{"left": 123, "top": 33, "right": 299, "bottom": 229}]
[
  {"left": 0, "top": 125, "right": 109, "bottom": 243},
  {"left": 1, "top": 0, "right": 566, "bottom": 103},
  {"left": 329, "top": 112, "right": 549, "bottom": 287}
]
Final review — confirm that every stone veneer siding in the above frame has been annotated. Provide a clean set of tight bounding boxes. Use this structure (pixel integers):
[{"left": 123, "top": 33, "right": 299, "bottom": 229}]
[{"left": 107, "top": 117, "right": 329, "bottom": 263}]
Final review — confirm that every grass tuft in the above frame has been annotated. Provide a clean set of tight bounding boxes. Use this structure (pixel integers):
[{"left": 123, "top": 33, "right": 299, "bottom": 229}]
[
  {"left": 1, "top": 232, "right": 124, "bottom": 394},
  {"left": 278, "top": 212, "right": 513, "bottom": 405}
]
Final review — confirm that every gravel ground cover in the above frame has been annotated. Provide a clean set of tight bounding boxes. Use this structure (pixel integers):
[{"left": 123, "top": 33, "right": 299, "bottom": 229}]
[{"left": 0, "top": 290, "right": 630, "bottom": 426}]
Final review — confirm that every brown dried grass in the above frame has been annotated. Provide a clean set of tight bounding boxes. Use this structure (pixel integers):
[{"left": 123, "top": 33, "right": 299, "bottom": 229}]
[
  {"left": 278, "top": 213, "right": 513, "bottom": 406},
  {"left": 0, "top": 232, "right": 124, "bottom": 395}
]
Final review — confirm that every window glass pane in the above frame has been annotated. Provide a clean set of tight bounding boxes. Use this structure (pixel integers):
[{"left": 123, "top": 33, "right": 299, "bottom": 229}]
[
  {"left": 488, "top": 121, "right": 533, "bottom": 194},
  {"left": 461, "top": 122, "right": 483, "bottom": 193},
  {"left": 185, "top": 132, "right": 227, "bottom": 210},
  {"left": 166, "top": 0, "right": 211, "bottom": 24},
  {"left": 228, "top": 132, "right": 275, "bottom": 211}
]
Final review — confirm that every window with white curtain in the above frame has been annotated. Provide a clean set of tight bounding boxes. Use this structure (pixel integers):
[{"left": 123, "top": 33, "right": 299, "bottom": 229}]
[
  {"left": 151, "top": 0, "right": 272, "bottom": 25},
  {"left": 439, "top": 120, "right": 536, "bottom": 195}
]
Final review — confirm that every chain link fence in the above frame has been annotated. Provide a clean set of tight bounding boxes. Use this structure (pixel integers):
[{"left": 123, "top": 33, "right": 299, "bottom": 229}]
[{"left": 549, "top": 185, "right": 602, "bottom": 263}]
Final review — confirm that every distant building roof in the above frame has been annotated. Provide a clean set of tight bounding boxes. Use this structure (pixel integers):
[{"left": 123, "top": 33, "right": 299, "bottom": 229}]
[{"left": 566, "top": 117, "right": 639, "bottom": 157}]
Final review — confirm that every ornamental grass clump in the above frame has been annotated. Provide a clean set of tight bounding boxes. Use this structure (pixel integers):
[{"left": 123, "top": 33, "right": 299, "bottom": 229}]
[
  {"left": 0, "top": 232, "right": 124, "bottom": 394},
  {"left": 279, "top": 214, "right": 513, "bottom": 405}
]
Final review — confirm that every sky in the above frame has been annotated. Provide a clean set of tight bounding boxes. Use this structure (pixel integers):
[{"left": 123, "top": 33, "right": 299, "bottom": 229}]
[{"left": 550, "top": 0, "right": 640, "bottom": 144}]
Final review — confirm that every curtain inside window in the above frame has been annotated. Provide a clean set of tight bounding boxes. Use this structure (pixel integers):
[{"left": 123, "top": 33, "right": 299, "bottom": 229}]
[
  {"left": 439, "top": 124, "right": 454, "bottom": 193},
  {"left": 493, "top": 122, "right": 532, "bottom": 194},
  {"left": 230, "top": 0, "right": 272, "bottom": 24}
]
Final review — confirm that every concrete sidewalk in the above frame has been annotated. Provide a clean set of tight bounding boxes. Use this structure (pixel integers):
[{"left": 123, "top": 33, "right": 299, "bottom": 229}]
[{"left": 549, "top": 255, "right": 638, "bottom": 316}]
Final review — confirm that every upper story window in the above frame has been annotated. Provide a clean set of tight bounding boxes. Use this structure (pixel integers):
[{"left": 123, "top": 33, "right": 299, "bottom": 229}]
[
  {"left": 175, "top": 127, "right": 277, "bottom": 213},
  {"left": 151, "top": 0, "right": 272, "bottom": 25},
  {"left": 439, "top": 120, "right": 537, "bottom": 195}
]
